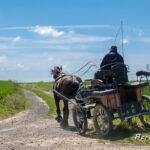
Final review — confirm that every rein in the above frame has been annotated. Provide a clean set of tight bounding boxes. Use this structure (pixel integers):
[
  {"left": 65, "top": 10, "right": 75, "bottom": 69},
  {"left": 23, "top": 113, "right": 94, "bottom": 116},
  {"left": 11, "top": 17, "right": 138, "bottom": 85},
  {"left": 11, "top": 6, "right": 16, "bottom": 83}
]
[
  {"left": 74, "top": 61, "right": 98, "bottom": 74},
  {"left": 80, "top": 64, "right": 99, "bottom": 76}
]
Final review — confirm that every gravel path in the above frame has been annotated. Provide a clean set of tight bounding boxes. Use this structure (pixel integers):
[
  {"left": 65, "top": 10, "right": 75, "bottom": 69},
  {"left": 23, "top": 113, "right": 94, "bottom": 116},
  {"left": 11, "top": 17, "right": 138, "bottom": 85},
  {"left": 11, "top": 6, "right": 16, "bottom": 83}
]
[{"left": 0, "top": 89, "right": 149, "bottom": 150}]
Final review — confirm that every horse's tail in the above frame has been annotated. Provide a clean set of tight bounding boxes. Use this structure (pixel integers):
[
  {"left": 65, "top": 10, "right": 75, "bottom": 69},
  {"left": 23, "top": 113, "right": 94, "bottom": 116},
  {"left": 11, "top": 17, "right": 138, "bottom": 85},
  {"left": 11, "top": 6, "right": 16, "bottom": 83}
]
[
  {"left": 72, "top": 81, "right": 80, "bottom": 96},
  {"left": 70, "top": 76, "right": 82, "bottom": 96}
]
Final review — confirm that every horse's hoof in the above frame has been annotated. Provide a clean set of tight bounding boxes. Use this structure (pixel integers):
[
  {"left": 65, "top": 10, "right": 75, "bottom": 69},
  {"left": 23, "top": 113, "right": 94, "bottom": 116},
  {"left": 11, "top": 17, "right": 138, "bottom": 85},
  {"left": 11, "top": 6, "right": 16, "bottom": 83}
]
[
  {"left": 55, "top": 116, "right": 62, "bottom": 123},
  {"left": 60, "top": 122, "right": 68, "bottom": 128}
]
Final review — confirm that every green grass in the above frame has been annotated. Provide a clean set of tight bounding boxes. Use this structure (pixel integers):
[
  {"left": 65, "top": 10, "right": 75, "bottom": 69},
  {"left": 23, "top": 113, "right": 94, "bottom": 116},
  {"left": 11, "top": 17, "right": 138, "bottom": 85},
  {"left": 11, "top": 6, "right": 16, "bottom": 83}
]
[
  {"left": 0, "top": 80, "right": 18, "bottom": 100},
  {"left": 0, "top": 81, "right": 30, "bottom": 119},
  {"left": 128, "top": 80, "right": 150, "bottom": 96},
  {"left": 24, "top": 87, "right": 57, "bottom": 118},
  {"left": 87, "top": 117, "right": 150, "bottom": 145},
  {"left": 20, "top": 81, "right": 54, "bottom": 92}
]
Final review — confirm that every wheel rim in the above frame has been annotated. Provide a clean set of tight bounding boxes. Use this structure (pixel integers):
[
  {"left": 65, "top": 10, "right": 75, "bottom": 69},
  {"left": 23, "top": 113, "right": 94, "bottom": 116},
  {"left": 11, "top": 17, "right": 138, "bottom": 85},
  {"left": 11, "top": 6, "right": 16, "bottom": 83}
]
[
  {"left": 141, "top": 97, "right": 150, "bottom": 124},
  {"left": 95, "top": 106, "right": 110, "bottom": 135}
]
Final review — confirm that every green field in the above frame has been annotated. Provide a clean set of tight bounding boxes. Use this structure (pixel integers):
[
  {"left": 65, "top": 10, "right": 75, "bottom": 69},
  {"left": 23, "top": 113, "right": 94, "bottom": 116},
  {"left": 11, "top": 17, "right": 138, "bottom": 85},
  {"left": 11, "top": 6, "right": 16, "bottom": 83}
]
[
  {"left": 0, "top": 80, "right": 30, "bottom": 119},
  {"left": 20, "top": 81, "right": 53, "bottom": 92},
  {"left": 0, "top": 80, "right": 18, "bottom": 100}
]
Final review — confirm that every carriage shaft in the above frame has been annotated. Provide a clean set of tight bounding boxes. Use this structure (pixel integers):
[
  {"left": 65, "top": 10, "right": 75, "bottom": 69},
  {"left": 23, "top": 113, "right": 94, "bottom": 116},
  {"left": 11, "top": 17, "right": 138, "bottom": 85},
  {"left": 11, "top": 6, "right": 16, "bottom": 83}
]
[
  {"left": 124, "top": 112, "right": 150, "bottom": 120},
  {"left": 53, "top": 89, "right": 76, "bottom": 104}
]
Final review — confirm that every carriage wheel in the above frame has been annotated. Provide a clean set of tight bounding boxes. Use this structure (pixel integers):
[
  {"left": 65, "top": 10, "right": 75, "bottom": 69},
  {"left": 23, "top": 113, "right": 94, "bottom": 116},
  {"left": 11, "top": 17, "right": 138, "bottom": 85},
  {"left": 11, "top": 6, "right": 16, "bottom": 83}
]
[
  {"left": 139, "top": 95, "right": 150, "bottom": 127},
  {"left": 93, "top": 104, "right": 112, "bottom": 137},
  {"left": 72, "top": 105, "right": 87, "bottom": 134}
]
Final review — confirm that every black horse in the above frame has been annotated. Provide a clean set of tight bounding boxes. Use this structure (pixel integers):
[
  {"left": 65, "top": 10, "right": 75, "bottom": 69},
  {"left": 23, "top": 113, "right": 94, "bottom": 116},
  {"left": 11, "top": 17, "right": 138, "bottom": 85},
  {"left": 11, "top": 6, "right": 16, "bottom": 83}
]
[{"left": 51, "top": 66, "right": 82, "bottom": 128}]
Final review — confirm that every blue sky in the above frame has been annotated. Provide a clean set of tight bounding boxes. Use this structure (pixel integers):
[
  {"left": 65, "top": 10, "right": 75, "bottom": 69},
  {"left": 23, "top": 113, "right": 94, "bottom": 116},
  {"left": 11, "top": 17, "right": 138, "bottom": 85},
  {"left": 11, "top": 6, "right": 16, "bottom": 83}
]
[{"left": 0, "top": 0, "right": 150, "bottom": 82}]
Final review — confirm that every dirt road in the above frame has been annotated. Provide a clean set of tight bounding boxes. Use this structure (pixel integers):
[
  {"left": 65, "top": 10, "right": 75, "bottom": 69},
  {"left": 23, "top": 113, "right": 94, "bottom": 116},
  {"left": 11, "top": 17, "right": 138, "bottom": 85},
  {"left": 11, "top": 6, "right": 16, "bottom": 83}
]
[{"left": 0, "top": 90, "right": 149, "bottom": 150}]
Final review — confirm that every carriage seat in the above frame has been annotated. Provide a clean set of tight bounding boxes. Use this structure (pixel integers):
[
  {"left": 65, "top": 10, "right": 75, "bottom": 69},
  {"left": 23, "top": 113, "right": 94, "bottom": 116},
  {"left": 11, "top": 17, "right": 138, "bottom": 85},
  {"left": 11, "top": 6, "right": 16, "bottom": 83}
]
[
  {"left": 124, "top": 82, "right": 149, "bottom": 89},
  {"left": 84, "top": 78, "right": 113, "bottom": 90},
  {"left": 76, "top": 85, "right": 116, "bottom": 100},
  {"left": 136, "top": 70, "right": 150, "bottom": 77},
  {"left": 111, "top": 63, "right": 128, "bottom": 85},
  {"left": 94, "top": 70, "right": 112, "bottom": 84},
  {"left": 85, "top": 79, "right": 104, "bottom": 86},
  {"left": 94, "top": 70, "right": 112, "bottom": 79}
]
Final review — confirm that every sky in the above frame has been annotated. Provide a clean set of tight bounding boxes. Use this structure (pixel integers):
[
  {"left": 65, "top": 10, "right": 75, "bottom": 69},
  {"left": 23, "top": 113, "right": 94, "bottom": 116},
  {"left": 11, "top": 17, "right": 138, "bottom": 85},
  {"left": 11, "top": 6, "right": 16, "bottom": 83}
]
[{"left": 0, "top": 0, "right": 150, "bottom": 82}]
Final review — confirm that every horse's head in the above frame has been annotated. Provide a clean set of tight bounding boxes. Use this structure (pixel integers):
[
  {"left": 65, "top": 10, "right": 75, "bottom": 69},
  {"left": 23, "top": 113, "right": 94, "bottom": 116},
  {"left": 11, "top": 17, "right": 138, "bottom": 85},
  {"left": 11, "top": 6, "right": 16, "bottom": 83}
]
[{"left": 51, "top": 66, "right": 62, "bottom": 79}]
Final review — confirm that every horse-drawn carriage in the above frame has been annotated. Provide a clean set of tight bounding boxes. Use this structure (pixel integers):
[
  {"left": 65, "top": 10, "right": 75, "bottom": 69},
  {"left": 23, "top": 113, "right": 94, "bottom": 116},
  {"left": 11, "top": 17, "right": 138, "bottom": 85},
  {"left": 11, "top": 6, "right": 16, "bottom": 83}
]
[
  {"left": 52, "top": 63, "right": 150, "bottom": 137},
  {"left": 72, "top": 63, "right": 150, "bottom": 136}
]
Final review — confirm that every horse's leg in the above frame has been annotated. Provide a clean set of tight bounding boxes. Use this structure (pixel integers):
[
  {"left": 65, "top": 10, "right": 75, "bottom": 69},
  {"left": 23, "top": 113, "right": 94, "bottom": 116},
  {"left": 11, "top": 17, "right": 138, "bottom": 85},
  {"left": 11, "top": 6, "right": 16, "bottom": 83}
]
[
  {"left": 54, "top": 93, "right": 62, "bottom": 122},
  {"left": 60, "top": 100, "right": 69, "bottom": 128}
]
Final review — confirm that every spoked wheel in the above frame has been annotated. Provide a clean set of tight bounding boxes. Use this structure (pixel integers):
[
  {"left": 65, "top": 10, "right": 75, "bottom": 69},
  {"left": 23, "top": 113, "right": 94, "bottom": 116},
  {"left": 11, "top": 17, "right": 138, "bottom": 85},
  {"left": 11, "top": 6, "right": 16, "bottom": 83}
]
[
  {"left": 72, "top": 104, "right": 87, "bottom": 134},
  {"left": 93, "top": 104, "right": 112, "bottom": 137},
  {"left": 139, "top": 95, "right": 150, "bottom": 127}
]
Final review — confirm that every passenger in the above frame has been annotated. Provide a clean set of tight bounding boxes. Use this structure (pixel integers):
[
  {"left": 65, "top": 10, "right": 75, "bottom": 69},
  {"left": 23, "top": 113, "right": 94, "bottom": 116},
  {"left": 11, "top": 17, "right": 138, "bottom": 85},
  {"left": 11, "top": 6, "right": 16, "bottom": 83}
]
[{"left": 100, "top": 45, "right": 124, "bottom": 70}]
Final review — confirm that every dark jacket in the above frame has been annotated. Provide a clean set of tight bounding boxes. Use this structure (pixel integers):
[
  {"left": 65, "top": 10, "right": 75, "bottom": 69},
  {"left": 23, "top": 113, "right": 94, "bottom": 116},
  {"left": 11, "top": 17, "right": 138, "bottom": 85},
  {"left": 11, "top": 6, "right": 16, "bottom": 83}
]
[{"left": 100, "top": 50, "right": 124, "bottom": 70}]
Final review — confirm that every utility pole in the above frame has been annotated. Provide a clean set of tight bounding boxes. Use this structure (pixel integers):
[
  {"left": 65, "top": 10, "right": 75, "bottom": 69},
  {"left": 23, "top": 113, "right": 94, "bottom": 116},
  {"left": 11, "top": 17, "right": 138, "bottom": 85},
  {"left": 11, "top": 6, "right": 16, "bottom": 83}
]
[{"left": 146, "top": 64, "right": 150, "bottom": 71}]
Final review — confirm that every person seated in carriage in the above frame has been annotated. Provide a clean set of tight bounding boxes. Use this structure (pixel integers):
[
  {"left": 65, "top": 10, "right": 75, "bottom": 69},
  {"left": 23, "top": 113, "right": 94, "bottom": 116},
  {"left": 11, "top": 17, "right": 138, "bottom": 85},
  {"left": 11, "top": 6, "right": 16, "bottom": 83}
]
[
  {"left": 94, "top": 45, "right": 124, "bottom": 83},
  {"left": 100, "top": 44, "right": 124, "bottom": 70}
]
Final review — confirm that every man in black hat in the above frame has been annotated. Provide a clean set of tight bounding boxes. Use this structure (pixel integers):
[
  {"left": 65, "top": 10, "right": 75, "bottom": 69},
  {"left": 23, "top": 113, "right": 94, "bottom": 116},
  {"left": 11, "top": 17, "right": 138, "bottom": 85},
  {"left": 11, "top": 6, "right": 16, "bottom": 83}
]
[
  {"left": 94, "top": 45, "right": 124, "bottom": 83},
  {"left": 100, "top": 44, "right": 124, "bottom": 70}
]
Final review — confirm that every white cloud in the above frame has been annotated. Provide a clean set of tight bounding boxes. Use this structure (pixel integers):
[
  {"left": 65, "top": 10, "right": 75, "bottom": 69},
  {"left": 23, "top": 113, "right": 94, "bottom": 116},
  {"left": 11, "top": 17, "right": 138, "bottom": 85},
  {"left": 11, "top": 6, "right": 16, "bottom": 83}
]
[
  {"left": 121, "top": 39, "right": 128, "bottom": 44},
  {"left": 44, "top": 44, "right": 99, "bottom": 50},
  {"left": 0, "top": 25, "right": 111, "bottom": 31},
  {"left": 0, "top": 56, "right": 7, "bottom": 63},
  {"left": 0, "top": 36, "right": 21, "bottom": 42},
  {"left": 13, "top": 36, "right": 21, "bottom": 42},
  {"left": 16, "top": 63, "right": 24, "bottom": 69},
  {"left": 53, "top": 25, "right": 111, "bottom": 29},
  {"left": 45, "top": 45, "right": 70, "bottom": 50},
  {"left": 29, "top": 26, "right": 65, "bottom": 37},
  {"left": 40, "top": 32, "right": 113, "bottom": 44},
  {"left": 10, "top": 63, "right": 29, "bottom": 71}
]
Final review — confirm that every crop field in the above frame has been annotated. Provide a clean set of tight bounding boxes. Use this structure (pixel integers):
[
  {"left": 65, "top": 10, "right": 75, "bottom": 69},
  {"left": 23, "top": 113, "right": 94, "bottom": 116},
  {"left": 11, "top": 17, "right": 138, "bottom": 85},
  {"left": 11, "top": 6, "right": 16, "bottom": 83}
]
[
  {"left": 0, "top": 80, "right": 18, "bottom": 100},
  {"left": 20, "top": 81, "right": 53, "bottom": 92},
  {"left": 0, "top": 80, "right": 30, "bottom": 119}
]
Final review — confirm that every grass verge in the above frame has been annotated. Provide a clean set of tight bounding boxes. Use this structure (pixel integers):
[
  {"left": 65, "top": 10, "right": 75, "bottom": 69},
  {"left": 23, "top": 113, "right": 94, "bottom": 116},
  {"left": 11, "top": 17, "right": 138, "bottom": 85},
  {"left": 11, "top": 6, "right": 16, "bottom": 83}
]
[
  {"left": 0, "top": 85, "right": 30, "bottom": 120},
  {"left": 20, "top": 81, "right": 53, "bottom": 92},
  {"left": 87, "top": 116, "right": 150, "bottom": 145}
]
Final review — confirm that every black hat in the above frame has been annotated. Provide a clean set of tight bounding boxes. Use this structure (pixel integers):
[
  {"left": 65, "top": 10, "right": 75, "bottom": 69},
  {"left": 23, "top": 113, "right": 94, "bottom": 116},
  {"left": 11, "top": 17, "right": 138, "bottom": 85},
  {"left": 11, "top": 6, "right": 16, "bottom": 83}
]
[{"left": 110, "top": 44, "right": 117, "bottom": 51}]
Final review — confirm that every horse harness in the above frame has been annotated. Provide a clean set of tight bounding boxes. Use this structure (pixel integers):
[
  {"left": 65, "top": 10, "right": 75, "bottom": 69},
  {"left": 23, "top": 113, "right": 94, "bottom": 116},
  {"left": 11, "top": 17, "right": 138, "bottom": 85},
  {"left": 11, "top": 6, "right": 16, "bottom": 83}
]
[{"left": 54, "top": 74, "right": 77, "bottom": 94}]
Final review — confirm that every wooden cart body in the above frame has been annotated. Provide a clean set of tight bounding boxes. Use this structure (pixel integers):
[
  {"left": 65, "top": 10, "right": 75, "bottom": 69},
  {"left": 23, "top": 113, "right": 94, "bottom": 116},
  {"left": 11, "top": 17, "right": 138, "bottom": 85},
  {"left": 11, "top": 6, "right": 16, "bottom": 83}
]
[{"left": 76, "top": 81, "right": 149, "bottom": 120}]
